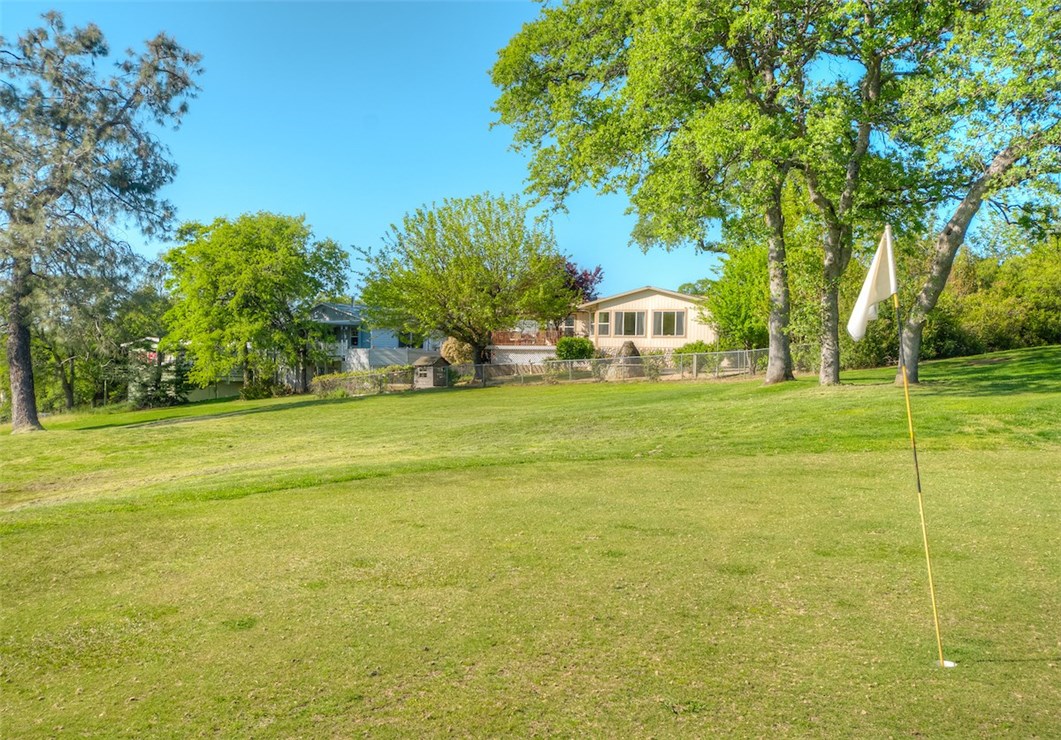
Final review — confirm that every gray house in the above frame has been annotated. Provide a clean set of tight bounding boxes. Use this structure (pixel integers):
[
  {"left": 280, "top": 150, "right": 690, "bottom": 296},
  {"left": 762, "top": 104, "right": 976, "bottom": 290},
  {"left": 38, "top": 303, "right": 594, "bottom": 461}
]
[{"left": 311, "top": 303, "right": 441, "bottom": 372}]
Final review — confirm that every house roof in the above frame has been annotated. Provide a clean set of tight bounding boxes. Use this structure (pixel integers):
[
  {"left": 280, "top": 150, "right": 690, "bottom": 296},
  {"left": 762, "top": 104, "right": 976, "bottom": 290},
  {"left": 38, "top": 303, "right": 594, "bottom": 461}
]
[
  {"left": 311, "top": 302, "right": 366, "bottom": 325},
  {"left": 578, "top": 285, "right": 704, "bottom": 311}
]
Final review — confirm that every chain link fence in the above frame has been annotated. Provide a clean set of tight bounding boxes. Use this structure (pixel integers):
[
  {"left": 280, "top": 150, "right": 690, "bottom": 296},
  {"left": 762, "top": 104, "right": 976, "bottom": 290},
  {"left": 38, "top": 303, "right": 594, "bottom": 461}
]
[
  {"left": 448, "top": 344, "right": 817, "bottom": 387},
  {"left": 310, "top": 344, "right": 818, "bottom": 397}
]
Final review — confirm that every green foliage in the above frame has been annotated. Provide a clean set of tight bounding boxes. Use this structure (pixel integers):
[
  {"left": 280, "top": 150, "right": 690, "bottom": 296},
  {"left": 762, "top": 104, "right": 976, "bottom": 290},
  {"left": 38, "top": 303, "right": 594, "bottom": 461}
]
[
  {"left": 676, "top": 279, "right": 712, "bottom": 297},
  {"left": 126, "top": 344, "right": 191, "bottom": 409},
  {"left": 357, "top": 194, "right": 576, "bottom": 363},
  {"left": 309, "top": 367, "right": 413, "bottom": 398},
  {"left": 642, "top": 355, "right": 663, "bottom": 382},
  {"left": 838, "top": 221, "right": 1061, "bottom": 369},
  {"left": 703, "top": 245, "right": 770, "bottom": 350},
  {"left": 673, "top": 340, "right": 718, "bottom": 355},
  {"left": 239, "top": 379, "right": 283, "bottom": 401},
  {"left": 494, "top": 0, "right": 1061, "bottom": 384},
  {"left": 555, "top": 336, "right": 595, "bottom": 360},
  {"left": 1, "top": 12, "right": 201, "bottom": 429},
  {"left": 163, "top": 213, "right": 348, "bottom": 389}
]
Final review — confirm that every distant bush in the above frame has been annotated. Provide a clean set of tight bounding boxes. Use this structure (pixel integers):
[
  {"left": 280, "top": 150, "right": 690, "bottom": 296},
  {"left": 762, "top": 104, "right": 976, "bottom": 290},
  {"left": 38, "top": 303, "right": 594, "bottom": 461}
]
[
  {"left": 642, "top": 356, "right": 664, "bottom": 382},
  {"left": 555, "top": 336, "right": 595, "bottom": 360},
  {"left": 240, "top": 380, "right": 280, "bottom": 401},
  {"left": 310, "top": 366, "right": 412, "bottom": 398},
  {"left": 673, "top": 340, "right": 718, "bottom": 355},
  {"left": 441, "top": 337, "right": 474, "bottom": 365}
]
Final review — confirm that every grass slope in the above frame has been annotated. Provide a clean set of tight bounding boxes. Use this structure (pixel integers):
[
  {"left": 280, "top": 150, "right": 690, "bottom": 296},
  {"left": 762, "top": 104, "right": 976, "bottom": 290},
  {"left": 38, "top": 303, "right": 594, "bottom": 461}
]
[{"left": 2, "top": 347, "right": 1059, "bottom": 736}]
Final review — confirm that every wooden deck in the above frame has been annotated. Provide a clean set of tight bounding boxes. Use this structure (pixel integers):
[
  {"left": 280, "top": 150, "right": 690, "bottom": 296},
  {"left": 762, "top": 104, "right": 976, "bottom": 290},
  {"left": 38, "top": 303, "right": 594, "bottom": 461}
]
[{"left": 490, "top": 330, "right": 564, "bottom": 346}]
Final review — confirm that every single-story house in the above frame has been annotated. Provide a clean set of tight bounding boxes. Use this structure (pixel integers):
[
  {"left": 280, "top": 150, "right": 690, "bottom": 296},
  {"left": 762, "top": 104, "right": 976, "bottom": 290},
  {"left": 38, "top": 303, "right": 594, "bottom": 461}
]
[
  {"left": 488, "top": 286, "right": 716, "bottom": 360},
  {"left": 311, "top": 302, "right": 441, "bottom": 372},
  {"left": 576, "top": 286, "right": 717, "bottom": 353}
]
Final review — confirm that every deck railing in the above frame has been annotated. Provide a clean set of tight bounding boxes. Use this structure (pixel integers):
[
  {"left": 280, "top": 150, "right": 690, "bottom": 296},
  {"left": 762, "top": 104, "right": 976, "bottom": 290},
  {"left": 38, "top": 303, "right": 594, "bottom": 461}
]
[{"left": 489, "top": 330, "right": 568, "bottom": 346}]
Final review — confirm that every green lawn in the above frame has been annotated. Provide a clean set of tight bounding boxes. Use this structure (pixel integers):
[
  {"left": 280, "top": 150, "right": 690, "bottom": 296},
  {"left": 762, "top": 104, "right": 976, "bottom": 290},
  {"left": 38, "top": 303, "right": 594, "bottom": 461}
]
[{"left": 2, "top": 347, "right": 1059, "bottom": 736}]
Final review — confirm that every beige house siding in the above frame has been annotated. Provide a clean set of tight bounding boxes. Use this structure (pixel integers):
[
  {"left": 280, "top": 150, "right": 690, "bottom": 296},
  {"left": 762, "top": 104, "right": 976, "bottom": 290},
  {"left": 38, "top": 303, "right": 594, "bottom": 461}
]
[{"left": 578, "top": 287, "right": 716, "bottom": 352}]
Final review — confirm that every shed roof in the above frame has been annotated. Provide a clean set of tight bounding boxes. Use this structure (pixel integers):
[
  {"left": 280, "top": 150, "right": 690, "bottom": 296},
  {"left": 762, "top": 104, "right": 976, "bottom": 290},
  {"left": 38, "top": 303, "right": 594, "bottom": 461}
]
[{"left": 413, "top": 355, "right": 450, "bottom": 367}]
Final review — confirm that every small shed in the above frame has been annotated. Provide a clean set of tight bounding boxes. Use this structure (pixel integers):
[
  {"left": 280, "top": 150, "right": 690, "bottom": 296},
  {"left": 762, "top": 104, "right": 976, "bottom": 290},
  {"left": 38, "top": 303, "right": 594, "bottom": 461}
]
[{"left": 413, "top": 355, "right": 451, "bottom": 389}]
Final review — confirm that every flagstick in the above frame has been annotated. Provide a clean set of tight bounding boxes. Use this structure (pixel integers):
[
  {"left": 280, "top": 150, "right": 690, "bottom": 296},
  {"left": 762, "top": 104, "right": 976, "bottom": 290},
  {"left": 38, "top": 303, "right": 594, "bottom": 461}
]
[{"left": 893, "top": 293, "right": 952, "bottom": 668}]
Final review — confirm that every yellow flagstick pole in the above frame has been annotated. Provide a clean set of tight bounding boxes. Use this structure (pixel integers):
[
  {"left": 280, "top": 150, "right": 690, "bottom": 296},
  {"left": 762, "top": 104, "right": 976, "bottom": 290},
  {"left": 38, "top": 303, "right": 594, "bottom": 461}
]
[{"left": 893, "top": 292, "right": 951, "bottom": 668}]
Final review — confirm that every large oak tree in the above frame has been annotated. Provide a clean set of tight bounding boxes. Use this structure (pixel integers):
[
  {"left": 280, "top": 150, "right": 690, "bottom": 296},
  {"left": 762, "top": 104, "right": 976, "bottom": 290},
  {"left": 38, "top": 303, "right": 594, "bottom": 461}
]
[{"left": 894, "top": 0, "right": 1061, "bottom": 382}]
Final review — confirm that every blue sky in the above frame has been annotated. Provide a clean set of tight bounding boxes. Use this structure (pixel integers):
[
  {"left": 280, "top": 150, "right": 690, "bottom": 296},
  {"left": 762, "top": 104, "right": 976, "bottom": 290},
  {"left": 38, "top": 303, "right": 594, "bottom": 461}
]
[{"left": 2, "top": 1, "right": 719, "bottom": 296}]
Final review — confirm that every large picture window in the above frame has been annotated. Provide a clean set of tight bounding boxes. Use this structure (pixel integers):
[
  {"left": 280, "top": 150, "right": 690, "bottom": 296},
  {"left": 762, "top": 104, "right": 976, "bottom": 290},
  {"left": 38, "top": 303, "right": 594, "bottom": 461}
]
[
  {"left": 596, "top": 312, "right": 610, "bottom": 336},
  {"left": 653, "top": 310, "right": 686, "bottom": 337},
  {"left": 614, "top": 311, "right": 645, "bottom": 336}
]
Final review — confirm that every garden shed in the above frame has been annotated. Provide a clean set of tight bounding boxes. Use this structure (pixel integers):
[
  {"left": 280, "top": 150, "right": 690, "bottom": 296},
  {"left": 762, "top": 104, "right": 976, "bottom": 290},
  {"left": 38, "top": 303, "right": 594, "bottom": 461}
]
[{"left": 413, "top": 355, "right": 450, "bottom": 389}]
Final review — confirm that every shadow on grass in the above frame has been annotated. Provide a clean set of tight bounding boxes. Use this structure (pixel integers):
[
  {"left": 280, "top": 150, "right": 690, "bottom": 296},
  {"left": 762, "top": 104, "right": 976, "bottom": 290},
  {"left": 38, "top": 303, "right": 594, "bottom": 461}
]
[
  {"left": 76, "top": 395, "right": 366, "bottom": 431},
  {"left": 75, "top": 384, "right": 496, "bottom": 431},
  {"left": 917, "top": 346, "right": 1061, "bottom": 397}
]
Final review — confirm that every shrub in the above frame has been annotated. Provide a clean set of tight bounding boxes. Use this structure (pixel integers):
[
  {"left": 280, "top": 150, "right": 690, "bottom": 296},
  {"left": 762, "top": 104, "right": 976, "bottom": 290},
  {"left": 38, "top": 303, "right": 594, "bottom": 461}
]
[
  {"left": 673, "top": 340, "right": 718, "bottom": 355},
  {"left": 642, "top": 356, "right": 663, "bottom": 382},
  {"left": 309, "top": 366, "right": 412, "bottom": 398},
  {"left": 445, "top": 367, "right": 467, "bottom": 386},
  {"left": 240, "top": 379, "right": 281, "bottom": 400},
  {"left": 441, "top": 337, "right": 474, "bottom": 365},
  {"left": 590, "top": 358, "right": 609, "bottom": 382},
  {"left": 555, "top": 336, "right": 595, "bottom": 360}
]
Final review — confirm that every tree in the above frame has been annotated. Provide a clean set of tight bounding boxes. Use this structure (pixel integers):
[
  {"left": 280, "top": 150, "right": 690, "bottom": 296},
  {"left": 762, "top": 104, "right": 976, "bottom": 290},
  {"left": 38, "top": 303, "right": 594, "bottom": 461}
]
[
  {"left": 677, "top": 278, "right": 712, "bottom": 297},
  {"left": 163, "top": 213, "right": 348, "bottom": 393},
  {"left": 565, "top": 261, "right": 604, "bottom": 302},
  {"left": 357, "top": 194, "right": 574, "bottom": 365},
  {"left": 526, "top": 260, "right": 604, "bottom": 330},
  {"left": 1, "top": 12, "right": 201, "bottom": 431},
  {"left": 704, "top": 245, "right": 770, "bottom": 351},
  {"left": 494, "top": 1, "right": 874, "bottom": 383},
  {"left": 895, "top": 0, "right": 1061, "bottom": 382}
]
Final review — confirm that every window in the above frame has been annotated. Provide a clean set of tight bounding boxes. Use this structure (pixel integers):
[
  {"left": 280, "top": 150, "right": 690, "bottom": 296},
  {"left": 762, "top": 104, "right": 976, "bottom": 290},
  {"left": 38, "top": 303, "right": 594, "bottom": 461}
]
[
  {"left": 596, "top": 312, "right": 610, "bottom": 336},
  {"left": 614, "top": 311, "right": 645, "bottom": 336},
  {"left": 653, "top": 310, "right": 686, "bottom": 337},
  {"left": 561, "top": 316, "right": 576, "bottom": 337},
  {"left": 398, "top": 332, "right": 421, "bottom": 348},
  {"left": 348, "top": 326, "right": 359, "bottom": 347}
]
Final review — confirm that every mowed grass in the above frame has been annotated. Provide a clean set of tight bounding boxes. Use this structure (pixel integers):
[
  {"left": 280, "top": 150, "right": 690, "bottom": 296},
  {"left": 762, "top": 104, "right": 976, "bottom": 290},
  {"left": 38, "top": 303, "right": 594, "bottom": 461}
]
[{"left": 2, "top": 347, "right": 1059, "bottom": 736}]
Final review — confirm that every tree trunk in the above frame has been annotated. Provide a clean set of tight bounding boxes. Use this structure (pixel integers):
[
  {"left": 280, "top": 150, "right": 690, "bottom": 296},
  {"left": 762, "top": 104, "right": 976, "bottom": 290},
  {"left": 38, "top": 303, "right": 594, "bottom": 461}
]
[
  {"left": 900, "top": 320, "right": 925, "bottom": 384},
  {"left": 899, "top": 144, "right": 1022, "bottom": 384},
  {"left": 7, "top": 256, "right": 43, "bottom": 432},
  {"left": 61, "top": 356, "right": 75, "bottom": 411},
  {"left": 472, "top": 343, "right": 491, "bottom": 384},
  {"left": 764, "top": 186, "right": 794, "bottom": 384},
  {"left": 818, "top": 224, "right": 852, "bottom": 385}
]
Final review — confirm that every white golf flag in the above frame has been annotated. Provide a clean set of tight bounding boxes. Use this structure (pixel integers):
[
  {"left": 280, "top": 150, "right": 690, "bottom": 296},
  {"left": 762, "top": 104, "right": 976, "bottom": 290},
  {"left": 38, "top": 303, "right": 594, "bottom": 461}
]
[{"left": 847, "top": 224, "right": 898, "bottom": 341}]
